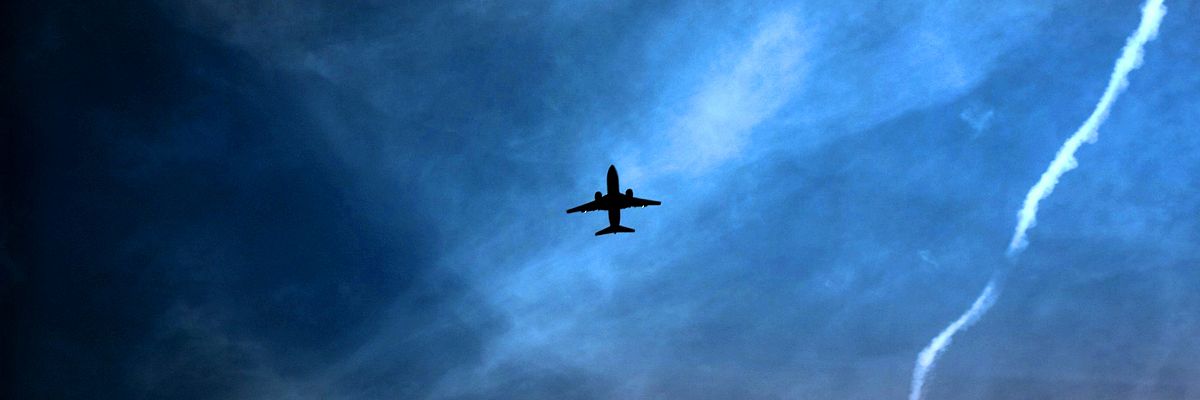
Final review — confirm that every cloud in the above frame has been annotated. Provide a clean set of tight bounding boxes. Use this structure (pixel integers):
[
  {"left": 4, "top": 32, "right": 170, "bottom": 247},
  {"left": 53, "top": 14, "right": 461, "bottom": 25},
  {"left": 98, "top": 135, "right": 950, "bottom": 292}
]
[
  {"left": 664, "top": 11, "right": 808, "bottom": 172},
  {"left": 8, "top": 0, "right": 1200, "bottom": 399},
  {"left": 959, "top": 104, "right": 994, "bottom": 136},
  {"left": 911, "top": 2, "right": 1168, "bottom": 399},
  {"left": 1007, "top": 0, "right": 1167, "bottom": 256}
]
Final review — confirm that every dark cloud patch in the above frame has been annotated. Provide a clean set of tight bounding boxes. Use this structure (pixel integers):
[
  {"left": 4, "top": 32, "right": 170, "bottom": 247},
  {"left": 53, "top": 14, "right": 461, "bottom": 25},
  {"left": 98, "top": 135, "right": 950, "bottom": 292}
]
[{"left": 4, "top": 1, "right": 498, "bottom": 398}]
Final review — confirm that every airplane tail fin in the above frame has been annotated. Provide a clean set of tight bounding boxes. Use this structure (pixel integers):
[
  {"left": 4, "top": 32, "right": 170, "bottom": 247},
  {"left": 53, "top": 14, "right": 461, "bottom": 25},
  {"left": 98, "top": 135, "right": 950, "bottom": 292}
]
[{"left": 595, "top": 225, "right": 635, "bottom": 236}]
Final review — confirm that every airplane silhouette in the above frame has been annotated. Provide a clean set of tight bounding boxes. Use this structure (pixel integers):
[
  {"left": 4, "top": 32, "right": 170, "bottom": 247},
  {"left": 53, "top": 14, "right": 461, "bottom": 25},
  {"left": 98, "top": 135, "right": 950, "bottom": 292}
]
[{"left": 567, "top": 165, "right": 661, "bottom": 235}]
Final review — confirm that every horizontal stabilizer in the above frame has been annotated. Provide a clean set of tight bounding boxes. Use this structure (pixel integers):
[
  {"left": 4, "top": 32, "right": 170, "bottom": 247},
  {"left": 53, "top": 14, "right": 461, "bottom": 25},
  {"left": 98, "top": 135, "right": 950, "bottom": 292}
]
[{"left": 595, "top": 225, "right": 635, "bottom": 236}]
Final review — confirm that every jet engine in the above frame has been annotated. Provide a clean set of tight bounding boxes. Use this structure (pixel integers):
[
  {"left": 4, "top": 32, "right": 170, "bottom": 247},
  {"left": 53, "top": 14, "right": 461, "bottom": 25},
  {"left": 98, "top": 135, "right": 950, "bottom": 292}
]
[
  {"left": 625, "top": 188, "right": 633, "bottom": 197},
  {"left": 595, "top": 191, "right": 602, "bottom": 200}
]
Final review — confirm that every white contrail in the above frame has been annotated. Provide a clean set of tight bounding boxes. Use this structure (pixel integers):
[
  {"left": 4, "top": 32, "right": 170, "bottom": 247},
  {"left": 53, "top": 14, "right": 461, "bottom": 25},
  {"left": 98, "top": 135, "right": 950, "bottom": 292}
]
[
  {"left": 908, "top": 275, "right": 1000, "bottom": 400},
  {"left": 909, "top": 1, "right": 1166, "bottom": 399},
  {"left": 1006, "top": 0, "right": 1167, "bottom": 257}
]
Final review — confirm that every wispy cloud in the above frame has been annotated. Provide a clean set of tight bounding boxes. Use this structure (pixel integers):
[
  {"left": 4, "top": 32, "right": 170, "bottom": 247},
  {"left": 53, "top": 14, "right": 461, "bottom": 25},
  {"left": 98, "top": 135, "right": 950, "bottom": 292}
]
[{"left": 664, "top": 12, "right": 808, "bottom": 173}]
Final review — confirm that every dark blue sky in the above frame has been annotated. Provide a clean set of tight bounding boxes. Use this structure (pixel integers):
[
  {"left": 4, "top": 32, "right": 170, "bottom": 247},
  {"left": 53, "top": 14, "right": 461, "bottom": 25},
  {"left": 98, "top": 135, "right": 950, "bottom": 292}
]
[{"left": 4, "top": 0, "right": 1199, "bottom": 399}]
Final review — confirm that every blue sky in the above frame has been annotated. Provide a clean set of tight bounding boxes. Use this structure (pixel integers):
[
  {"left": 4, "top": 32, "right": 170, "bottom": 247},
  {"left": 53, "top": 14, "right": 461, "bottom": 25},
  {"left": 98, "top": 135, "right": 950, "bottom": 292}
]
[{"left": 4, "top": 0, "right": 1200, "bottom": 399}]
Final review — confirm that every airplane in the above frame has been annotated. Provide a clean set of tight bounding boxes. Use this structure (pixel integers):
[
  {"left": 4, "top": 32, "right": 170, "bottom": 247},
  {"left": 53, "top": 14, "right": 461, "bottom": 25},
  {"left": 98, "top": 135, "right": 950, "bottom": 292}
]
[{"left": 566, "top": 165, "right": 661, "bottom": 235}]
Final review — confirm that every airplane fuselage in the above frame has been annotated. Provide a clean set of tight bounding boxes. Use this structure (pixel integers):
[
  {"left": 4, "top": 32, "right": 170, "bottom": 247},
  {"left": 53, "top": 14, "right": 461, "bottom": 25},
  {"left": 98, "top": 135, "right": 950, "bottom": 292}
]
[
  {"left": 566, "top": 165, "right": 662, "bottom": 235},
  {"left": 607, "top": 164, "right": 620, "bottom": 196}
]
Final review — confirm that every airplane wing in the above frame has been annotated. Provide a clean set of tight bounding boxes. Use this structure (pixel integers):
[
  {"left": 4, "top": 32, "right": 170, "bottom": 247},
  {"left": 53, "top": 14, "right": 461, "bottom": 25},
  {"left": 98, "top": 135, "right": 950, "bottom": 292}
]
[
  {"left": 624, "top": 196, "right": 661, "bottom": 208},
  {"left": 566, "top": 200, "right": 605, "bottom": 214}
]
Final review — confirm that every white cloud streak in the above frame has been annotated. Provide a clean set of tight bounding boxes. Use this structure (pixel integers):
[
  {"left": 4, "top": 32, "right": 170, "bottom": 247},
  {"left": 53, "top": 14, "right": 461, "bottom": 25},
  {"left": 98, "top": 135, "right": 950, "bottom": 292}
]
[
  {"left": 910, "top": 1, "right": 1166, "bottom": 399},
  {"left": 1006, "top": 0, "right": 1167, "bottom": 257},
  {"left": 908, "top": 274, "right": 1000, "bottom": 400}
]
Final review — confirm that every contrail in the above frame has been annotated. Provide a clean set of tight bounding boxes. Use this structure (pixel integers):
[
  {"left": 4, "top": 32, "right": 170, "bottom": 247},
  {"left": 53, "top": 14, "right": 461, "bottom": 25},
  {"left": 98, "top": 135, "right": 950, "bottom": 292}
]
[
  {"left": 1006, "top": 0, "right": 1167, "bottom": 257},
  {"left": 908, "top": 1, "right": 1166, "bottom": 399},
  {"left": 908, "top": 274, "right": 1000, "bottom": 400}
]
